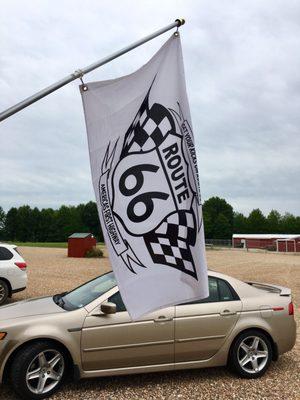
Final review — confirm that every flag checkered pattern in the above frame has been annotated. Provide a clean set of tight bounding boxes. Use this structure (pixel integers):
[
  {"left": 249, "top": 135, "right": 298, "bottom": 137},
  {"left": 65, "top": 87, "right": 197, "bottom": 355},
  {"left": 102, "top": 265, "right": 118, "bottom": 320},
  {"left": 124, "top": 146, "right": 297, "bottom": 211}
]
[
  {"left": 144, "top": 210, "right": 197, "bottom": 279},
  {"left": 123, "top": 96, "right": 175, "bottom": 154}
]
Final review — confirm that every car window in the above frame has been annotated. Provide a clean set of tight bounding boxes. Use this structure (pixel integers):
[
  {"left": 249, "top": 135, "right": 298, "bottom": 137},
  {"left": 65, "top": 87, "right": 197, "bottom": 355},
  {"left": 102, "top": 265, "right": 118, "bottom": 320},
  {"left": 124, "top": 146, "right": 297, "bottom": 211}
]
[
  {"left": 218, "top": 279, "right": 234, "bottom": 301},
  {"left": 108, "top": 291, "right": 126, "bottom": 312},
  {"left": 182, "top": 277, "right": 219, "bottom": 305},
  {"left": 195, "top": 277, "right": 219, "bottom": 303},
  {"left": 14, "top": 247, "right": 21, "bottom": 256},
  {"left": 208, "top": 277, "right": 219, "bottom": 301},
  {"left": 180, "top": 277, "right": 237, "bottom": 305},
  {"left": 0, "top": 247, "right": 13, "bottom": 261}
]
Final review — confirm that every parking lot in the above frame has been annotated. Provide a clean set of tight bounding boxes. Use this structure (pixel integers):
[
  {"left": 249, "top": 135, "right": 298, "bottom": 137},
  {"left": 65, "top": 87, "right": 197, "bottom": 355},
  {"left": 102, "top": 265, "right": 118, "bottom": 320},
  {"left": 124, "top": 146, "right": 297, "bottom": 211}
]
[{"left": 1, "top": 247, "right": 299, "bottom": 400}]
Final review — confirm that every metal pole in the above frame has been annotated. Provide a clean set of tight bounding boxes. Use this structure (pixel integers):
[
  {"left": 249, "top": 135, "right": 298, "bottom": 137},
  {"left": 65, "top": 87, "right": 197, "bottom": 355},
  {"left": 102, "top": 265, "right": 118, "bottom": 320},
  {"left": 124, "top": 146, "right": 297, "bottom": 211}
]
[{"left": 0, "top": 18, "right": 185, "bottom": 123}]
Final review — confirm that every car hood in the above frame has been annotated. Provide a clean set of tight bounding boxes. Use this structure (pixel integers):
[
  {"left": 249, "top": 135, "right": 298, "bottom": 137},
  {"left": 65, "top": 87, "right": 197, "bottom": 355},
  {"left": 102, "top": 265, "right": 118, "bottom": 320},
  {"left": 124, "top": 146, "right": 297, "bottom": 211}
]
[{"left": 0, "top": 296, "right": 65, "bottom": 320}]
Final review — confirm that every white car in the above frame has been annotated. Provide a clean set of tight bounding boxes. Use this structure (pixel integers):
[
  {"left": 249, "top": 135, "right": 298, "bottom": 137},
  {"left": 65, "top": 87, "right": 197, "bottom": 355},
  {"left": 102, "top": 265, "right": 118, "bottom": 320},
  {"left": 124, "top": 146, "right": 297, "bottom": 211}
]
[{"left": 0, "top": 244, "right": 27, "bottom": 305}]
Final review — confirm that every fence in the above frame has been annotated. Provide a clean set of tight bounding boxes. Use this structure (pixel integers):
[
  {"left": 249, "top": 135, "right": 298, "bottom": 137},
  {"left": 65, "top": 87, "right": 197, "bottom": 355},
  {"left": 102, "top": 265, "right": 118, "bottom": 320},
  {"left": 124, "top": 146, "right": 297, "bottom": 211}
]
[{"left": 205, "top": 239, "right": 232, "bottom": 248}]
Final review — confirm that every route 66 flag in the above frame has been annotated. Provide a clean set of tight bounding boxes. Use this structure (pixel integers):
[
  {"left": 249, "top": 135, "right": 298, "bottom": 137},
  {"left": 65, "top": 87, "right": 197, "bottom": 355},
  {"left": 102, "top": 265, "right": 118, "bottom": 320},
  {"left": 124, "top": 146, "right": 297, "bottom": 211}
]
[{"left": 81, "top": 34, "right": 208, "bottom": 320}]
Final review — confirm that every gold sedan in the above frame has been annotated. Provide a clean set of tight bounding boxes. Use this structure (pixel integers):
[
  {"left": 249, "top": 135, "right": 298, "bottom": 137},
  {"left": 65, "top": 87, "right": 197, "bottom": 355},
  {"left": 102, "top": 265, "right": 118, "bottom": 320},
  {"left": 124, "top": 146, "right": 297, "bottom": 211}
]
[{"left": 0, "top": 271, "right": 296, "bottom": 399}]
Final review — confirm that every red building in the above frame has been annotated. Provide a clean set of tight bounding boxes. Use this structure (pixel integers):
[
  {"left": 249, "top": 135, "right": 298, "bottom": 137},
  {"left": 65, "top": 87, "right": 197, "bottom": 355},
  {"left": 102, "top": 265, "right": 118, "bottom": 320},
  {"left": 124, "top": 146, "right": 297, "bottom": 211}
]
[
  {"left": 232, "top": 234, "right": 300, "bottom": 252},
  {"left": 68, "top": 233, "right": 97, "bottom": 258}
]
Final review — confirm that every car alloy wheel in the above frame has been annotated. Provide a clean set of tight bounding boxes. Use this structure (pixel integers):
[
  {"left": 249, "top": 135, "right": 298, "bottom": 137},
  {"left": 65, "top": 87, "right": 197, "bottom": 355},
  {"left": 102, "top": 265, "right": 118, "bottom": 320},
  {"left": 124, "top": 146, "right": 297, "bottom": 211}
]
[
  {"left": 0, "top": 280, "right": 9, "bottom": 305},
  {"left": 26, "top": 349, "right": 65, "bottom": 395},
  {"left": 0, "top": 284, "right": 6, "bottom": 302},
  {"left": 237, "top": 335, "right": 269, "bottom": 374}
]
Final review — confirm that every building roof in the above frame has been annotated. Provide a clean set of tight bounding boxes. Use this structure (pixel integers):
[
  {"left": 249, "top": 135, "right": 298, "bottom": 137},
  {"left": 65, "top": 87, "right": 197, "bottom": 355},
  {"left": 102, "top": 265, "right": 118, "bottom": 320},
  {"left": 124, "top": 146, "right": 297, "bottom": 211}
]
[
  {"left": 232, "top": 234, "right": 300, "bottom": 240},
  {"left": 68, "top": 233, "right": 93, "bottom": 239}
]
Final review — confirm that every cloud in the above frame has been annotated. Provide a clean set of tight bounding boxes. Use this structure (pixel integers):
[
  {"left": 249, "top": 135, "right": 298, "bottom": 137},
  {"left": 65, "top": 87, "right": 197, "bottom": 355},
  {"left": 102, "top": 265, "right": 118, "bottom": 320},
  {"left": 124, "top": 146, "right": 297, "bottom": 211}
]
[{"left": 1, "top": 0, "right": 300, "bottom": 215}]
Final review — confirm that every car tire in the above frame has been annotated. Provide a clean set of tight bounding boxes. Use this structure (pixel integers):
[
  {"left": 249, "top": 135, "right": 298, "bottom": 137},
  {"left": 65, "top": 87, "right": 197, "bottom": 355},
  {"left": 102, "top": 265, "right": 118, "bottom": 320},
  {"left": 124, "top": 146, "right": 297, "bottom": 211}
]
[
  {"left": 0, "top": 280, "right": 9, "bottom": 305},
  {"left": 228, "top": 329, "right": 273, "bottom": 378},
  {"left": 10, "top": 341, "right": 68, "bottom": 400}
]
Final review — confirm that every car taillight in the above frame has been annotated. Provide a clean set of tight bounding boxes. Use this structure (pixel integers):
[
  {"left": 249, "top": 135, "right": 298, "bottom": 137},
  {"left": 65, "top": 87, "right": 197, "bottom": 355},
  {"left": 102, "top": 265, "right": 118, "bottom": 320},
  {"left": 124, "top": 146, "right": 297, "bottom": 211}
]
[
  {"left": 288, "top": 302, "right": 294, "bottom": 316},
  {"left": 14, "top": 262, "right": 27, "bottom": 271}
]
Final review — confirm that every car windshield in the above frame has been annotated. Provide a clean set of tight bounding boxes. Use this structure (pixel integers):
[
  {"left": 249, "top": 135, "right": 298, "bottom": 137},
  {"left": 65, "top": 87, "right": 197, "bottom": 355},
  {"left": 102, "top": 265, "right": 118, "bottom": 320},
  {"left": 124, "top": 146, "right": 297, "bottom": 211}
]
[{"left": 58, "top": 272, "right": 117, "bottom": 310}]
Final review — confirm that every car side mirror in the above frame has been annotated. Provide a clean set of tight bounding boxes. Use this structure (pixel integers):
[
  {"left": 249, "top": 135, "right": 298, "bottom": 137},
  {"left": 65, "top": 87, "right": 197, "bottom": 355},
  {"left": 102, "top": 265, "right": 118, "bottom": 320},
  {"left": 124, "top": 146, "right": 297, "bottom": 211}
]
[{"left": 101, "top": 302, "right": 117, "bottom": 315}]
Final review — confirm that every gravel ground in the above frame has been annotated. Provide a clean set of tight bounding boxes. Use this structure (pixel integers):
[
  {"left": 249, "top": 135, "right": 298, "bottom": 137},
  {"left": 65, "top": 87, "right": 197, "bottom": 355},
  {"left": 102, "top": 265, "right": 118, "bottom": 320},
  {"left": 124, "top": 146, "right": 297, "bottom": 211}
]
[{"left": 0, "top": 247, "right": 299, "bottom": 400}]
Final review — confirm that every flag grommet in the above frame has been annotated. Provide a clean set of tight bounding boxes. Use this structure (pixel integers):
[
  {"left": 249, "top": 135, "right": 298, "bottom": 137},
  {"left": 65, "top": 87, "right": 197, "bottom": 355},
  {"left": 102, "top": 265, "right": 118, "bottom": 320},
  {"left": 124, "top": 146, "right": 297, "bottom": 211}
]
[
  {"left": 79, "top": 76, "right": 88, "bottom": 92},
  {"left": 74, "top": 69, "right": 88, "bottom": 91}
]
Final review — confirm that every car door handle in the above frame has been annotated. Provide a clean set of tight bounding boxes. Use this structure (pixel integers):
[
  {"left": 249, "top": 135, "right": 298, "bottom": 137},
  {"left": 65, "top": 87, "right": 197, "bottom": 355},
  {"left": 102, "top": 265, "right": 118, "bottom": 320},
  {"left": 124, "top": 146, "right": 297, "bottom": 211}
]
[
  {"left": 154, "top": 316, "right": 173, "bottom": 323},
  {"left": 220, "top": 309, "right": 237, "bottom": 316}
]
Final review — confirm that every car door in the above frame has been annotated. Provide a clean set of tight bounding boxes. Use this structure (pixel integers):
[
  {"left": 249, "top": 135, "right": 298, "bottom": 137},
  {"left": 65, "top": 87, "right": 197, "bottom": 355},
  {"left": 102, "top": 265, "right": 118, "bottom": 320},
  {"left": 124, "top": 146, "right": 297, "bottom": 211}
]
[
  {"left": 81, "top": 288, "right": 175, "bottom": 371},
  {"left": 175, "top": 276, "right": 242, "bottom": 363}
]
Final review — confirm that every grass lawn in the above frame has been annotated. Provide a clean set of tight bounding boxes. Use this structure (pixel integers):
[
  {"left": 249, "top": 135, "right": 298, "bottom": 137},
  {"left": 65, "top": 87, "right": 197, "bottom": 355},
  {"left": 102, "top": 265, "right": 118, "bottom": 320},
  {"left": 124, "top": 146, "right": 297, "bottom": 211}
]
[{"left": 4, "top": 242, "right": 105, "bottom": 249}]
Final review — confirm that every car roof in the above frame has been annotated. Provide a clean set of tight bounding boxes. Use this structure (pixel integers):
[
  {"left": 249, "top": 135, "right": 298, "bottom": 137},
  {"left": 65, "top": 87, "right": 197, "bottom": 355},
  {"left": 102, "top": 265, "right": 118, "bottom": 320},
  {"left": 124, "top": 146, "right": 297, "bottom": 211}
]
[
  {"left": 207, "top": 269, "right": 264, "bottom": 298},
  {"left": 207, "top": 269, "right": 236, "bottom": 280},
  {"left": 0, "top": 243, "right": 17, "bottom": 249}
]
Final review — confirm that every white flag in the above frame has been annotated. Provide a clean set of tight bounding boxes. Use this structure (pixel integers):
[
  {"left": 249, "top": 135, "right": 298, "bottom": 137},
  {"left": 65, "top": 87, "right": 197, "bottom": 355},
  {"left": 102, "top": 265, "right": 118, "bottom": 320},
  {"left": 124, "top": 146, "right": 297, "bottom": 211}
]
[{"left": 81, "top": 34, "right": 208, "bottom": 320}]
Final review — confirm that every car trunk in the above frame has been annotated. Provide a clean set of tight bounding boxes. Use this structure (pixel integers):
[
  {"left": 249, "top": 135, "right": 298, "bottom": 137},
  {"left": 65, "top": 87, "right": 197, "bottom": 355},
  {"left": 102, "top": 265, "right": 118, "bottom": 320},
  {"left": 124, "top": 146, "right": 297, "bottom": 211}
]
[{"left": 245, "top": 281, "right": 291, "bottom": 297}]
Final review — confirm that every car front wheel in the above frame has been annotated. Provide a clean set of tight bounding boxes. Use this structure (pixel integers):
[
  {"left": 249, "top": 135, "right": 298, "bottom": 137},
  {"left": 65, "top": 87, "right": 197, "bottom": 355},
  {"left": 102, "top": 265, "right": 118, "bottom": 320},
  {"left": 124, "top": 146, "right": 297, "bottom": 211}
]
[
  {"left": 229, "top": 330, "right": 273, "bottom": 378},
  {"left": 10, "top": 341, "right": 67, "bottom": 400}
]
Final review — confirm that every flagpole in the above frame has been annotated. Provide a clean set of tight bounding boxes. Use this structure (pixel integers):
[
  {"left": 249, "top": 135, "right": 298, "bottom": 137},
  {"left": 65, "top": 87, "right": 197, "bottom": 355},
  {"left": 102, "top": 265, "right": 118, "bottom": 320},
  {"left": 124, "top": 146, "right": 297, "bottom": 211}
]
[{"left": 0, "top": 18, "right": 185, "bottom": 123}]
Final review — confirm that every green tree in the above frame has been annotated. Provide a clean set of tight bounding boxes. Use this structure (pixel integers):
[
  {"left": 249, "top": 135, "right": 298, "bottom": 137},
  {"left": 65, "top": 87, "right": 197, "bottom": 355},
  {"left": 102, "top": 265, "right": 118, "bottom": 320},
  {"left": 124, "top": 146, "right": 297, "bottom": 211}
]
[
  {"left": 5, "top": 207, "right": 18, "bottom": 241},
  {"left": 29, "top": 207, "right": 41, "bottom": 241},
  {"left": 296, "top": 217, "right": 300, "bottom": 233},
  {"left": 15, "top": 205, "right": 35, "bottom": 242},
  {"left": 214, "top": 213, "right": 232, "bottom": 239},
  {"left": 0, "top": 207, "right": 6, "bottom": 240},
  {"left": 38, "top": 208, "right": 57, "bottom": 242},
  {"left": 0, "top": 207, "right": 5, "bottom": 230},
  {"left": 81, "top": 201, "right": 103, "bottom": 241},
  {"left": 54, "top": 205, "right": 84, "bottom": 241},
  {"left": 203, "top": 197, "right": 233, "bottom": 239},
  {"left": 202, "top": 208, "right": 213, "bottom": 238},
  {"left": 266, "top": 210, "right": 281, "bottom": 233},
  {"left": 247, "top": 209, "right": 266, "bottom": 233},
  {"left": 233, "top": 212, "right": 248, "bottom": 233},
  {"left": 281, "top": 213, "right": 298, "bottom": 233}
]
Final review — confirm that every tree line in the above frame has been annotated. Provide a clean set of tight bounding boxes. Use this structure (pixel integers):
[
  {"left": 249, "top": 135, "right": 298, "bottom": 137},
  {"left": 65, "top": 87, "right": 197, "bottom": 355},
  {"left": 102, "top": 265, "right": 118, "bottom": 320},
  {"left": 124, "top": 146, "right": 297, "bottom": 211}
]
[
  {"left": 203, "top": 197, "right": 300, "bottom": 239},
  {"left": 0, "top": 197, "right": 299, "bottom": 242},
  {"left": 0, "top": 202, "right": 103, "bottom": 242}
]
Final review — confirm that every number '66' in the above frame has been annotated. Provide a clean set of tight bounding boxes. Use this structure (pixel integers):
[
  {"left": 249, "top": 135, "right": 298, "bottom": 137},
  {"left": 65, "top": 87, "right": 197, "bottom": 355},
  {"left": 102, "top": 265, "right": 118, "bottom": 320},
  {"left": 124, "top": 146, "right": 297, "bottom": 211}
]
[{"left": 119, "top": 164, "right": 169, "bottom": 223}]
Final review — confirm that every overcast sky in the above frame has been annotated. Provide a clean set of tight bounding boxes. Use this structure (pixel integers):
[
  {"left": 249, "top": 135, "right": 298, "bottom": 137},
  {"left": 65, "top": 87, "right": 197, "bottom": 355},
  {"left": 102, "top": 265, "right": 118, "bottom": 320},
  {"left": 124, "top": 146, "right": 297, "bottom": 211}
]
[{"left": 1, "top": 0, "right": 300, "bottom": 216}]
